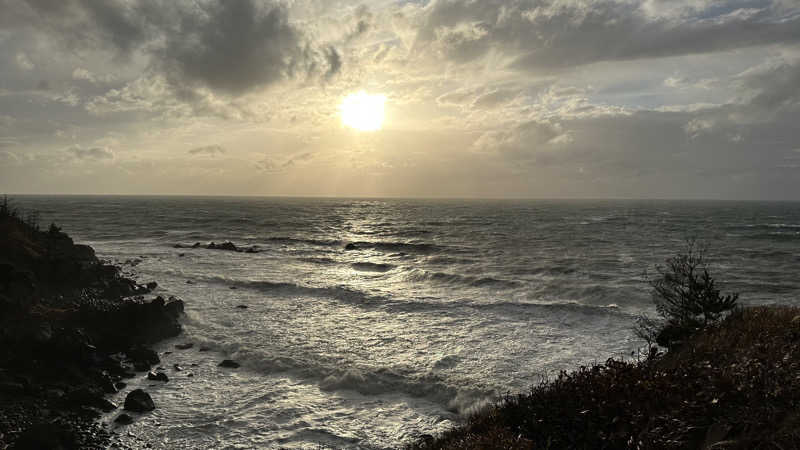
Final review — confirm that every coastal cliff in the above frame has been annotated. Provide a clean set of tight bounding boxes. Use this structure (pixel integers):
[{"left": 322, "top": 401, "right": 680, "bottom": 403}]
[{"left": 0, "top": 201, "right": 184, "bottom": 449}]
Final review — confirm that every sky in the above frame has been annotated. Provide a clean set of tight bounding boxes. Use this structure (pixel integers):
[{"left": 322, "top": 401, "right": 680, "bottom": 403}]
[{"left": 0, "top": 0, "right": 799, "bottom": 199}]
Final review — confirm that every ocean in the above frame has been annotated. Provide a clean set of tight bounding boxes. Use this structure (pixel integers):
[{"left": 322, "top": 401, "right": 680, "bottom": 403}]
[{"left": 14, "top": 196, "right": 800, "bottom": 449}]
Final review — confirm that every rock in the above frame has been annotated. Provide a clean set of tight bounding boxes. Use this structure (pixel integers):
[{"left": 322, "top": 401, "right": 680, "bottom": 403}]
[
  {"left": 186, "top": 280, "right": 194, "bottom": 284},
  {"left": 97, "top": 398, "right": 118, "bottom": 412},
  {"left": 229, "top": 286, "right": 238, "bottom": 290},
  {"left": 178, "top": 253, "right": 185, "bottom": 257},
  {"left": 100, "top": 375, "right": 118, "bottom": 394},
  {"left": 66, "top": 387, "right": 115, "bottom": 411},
  {"left": 236, "top": 304, "right": 248, "bottom": 309},
  {"left": 133, "top": 360, "right": 152, "bottom": 372},
  {"left": 146, "top": 281, "right": 158, "bottom": 290},
  {"left": 191, "top": 242, "right": 201, "bottom": 248},
  {"left": 147, "top": 371, "right": 169, "bottom": 382},
  {"left": 115, "top": 381, "right": 127, "bottom": 390},
  {"left": 164, "top": 298, "right": 185, "bottom": 317},
  {"left": 218, "top": 360, "right": 240, "bottom": 368},
  {"left": 173, "top": 364, "right": 183, "bottom": 371},
  {"left": 199, "top": 346, "right": 210, "bottom": 352},
  {"left": 128, "top": 346, "right": 160, "bottom": 366},
  {"left": 124, "top": 389, "right": 155, "bottom": 412},
  {"left": 175, "top": 343, "right": 193, "bottom": 350},
  {"left": 207, "top": 241, "right": 238, "bottom": 252},
  {"left": 114, "top": 413, "right": 134, "bottom": 425},
  {"left": 187, "top": 372, "right": 194, "bottom": 377},
  {"left": 344, "top": 243, "right": 358, "bottom": 250}
]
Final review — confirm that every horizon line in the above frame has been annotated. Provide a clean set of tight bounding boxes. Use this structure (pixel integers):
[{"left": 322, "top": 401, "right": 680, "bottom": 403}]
[{"left": 4, "top": 193, "right": 800, "bottom": 203}]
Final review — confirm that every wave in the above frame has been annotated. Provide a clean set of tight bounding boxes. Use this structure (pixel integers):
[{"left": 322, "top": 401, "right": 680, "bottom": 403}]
[
  {"left": 748, "top": 232, "right": 800, "bottom": 241},
  {"left": 351, "top": 262, "right": 395, "bottom": 273},
  {"left": 347, "top": 241, "right": 440, "bottom": 254},
  {"left": 298, "top": 257, "right": 337, "bottom": 265},
  {"left": 426, "top": 256, "right": 476, "bottom": 266},
  {"left": 195, "top": 275, "right": 386, "bottom": 305},
  {"left": 190, "top": 337, "right": 493, "bottom": 415},
  {"left": 404, "top": 269, "right": 521, "bottom": 290},
  {"left": 187, "top": 274, "right": 625, "bottom": 320},
  {"left": 383, "top": 298, "right": 629, "bottom": 319}
]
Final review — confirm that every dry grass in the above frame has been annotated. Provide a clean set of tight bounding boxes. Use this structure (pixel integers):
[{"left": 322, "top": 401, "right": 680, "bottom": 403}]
[{"left": 410, "top": 306, "right": 800, "bottom": 450}]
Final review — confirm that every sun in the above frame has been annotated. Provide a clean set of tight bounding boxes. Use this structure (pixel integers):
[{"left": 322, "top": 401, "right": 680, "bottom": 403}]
[{"left": 340, "top": 91, "right": 386, "bottom": 131}]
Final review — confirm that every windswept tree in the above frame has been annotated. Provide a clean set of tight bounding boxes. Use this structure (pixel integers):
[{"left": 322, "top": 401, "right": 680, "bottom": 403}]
[{"left": 636, "top": 240, "right": 739, "bottom": 349}]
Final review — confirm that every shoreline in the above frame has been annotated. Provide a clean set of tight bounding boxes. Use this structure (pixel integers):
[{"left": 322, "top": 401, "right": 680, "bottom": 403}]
[{"left": 0, "top": 208, "right": 185, "bottom": 448}]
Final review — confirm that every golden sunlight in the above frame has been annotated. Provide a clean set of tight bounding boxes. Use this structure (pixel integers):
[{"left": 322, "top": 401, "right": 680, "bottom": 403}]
[{"left": 340, "top": 91, "right": 386, "bottom": 131}]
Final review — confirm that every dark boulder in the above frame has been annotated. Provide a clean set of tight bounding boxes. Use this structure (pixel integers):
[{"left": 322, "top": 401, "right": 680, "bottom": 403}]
[
  {"left": 218, "top": 360, "right": 240, "bottom": 368},
  {"left": 344, "top": 243, "right": 358, "bottom": 250},
  {"left": 175, "top": 342, "right": 193, "bottom": 350},
  {"left": 114, "top": 413, "right": 134, "bottom": 425},
  {"left": 147, "top": 371, "right": 169, "bottom": 382},
  {"left": 236, "top": 304, "right": 248, "bottom": 309},
  {"left": 128, "top": 346, "right": 160, "bottom": 366},
  {"left": 124, "top": 389, "right": 155, "bottom": 412},
  {"left": 146, "top": 281, "right": 158, "bottom": 290}
]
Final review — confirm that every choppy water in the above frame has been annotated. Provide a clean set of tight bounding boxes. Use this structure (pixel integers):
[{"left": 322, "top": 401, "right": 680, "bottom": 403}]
[{"left": 15, "top": 196, "right": 800, "bottom": 449}]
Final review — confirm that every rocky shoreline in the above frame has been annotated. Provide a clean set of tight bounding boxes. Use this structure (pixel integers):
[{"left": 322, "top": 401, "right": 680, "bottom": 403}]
[{"left": 0, "top": 207, "right": 185, "bottom": 449}]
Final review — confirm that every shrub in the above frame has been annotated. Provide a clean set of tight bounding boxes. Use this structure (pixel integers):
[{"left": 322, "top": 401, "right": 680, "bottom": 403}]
[{"left": 636, "top": 240, "right": 739, "bottom": 349}]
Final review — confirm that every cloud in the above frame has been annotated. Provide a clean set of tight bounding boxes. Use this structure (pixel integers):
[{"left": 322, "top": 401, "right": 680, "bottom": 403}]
[
  {"left": 473, "top": 120, "right": 567, "bottom": 157},
  {"left": 411, "top": 0, "right": 800, "bottom": 71},
  {"left": 66, "top": 145, "right": 114, "bottom": 160},
  {"left": 188, "top": 144, "right": 226, "bottom": 156},
  {"left": 11, "top": 0, "right": 341, "bottom": 97}
]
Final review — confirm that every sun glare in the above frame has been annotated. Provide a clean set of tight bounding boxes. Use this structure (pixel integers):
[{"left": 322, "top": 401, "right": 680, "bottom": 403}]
[{"left": 340, "top": 91, "right": 386, "bottom": 131}]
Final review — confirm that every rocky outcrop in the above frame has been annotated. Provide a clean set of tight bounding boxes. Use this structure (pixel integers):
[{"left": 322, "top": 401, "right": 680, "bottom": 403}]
[
  {"left": 0, "top": 207, "right": 185, "bottom": 448},
  {"left": 174, "top": 241, "right": 261, "bottom": 253}
]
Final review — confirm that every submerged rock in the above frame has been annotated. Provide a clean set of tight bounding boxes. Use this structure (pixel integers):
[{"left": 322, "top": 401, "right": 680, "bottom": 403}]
[
  {"left": 124, "top": 389, "right": 155, "bottom": 412},
  {"left": 147, "top": 371, "right": 169, "bottom": 382},
  {"left": 114, "top": 413, "right": 134, "bottom": 425},
  {"left": 218, "top": 360, "right": 240, "bottom": 368},
  {"left": 207, "top": 241, "right": 238, "bottom": 252}
]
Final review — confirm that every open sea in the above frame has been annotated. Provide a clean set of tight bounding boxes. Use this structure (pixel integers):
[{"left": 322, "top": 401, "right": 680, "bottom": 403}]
[{"left": 13, "top": 196, "right": 800, "bottom": 449}]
